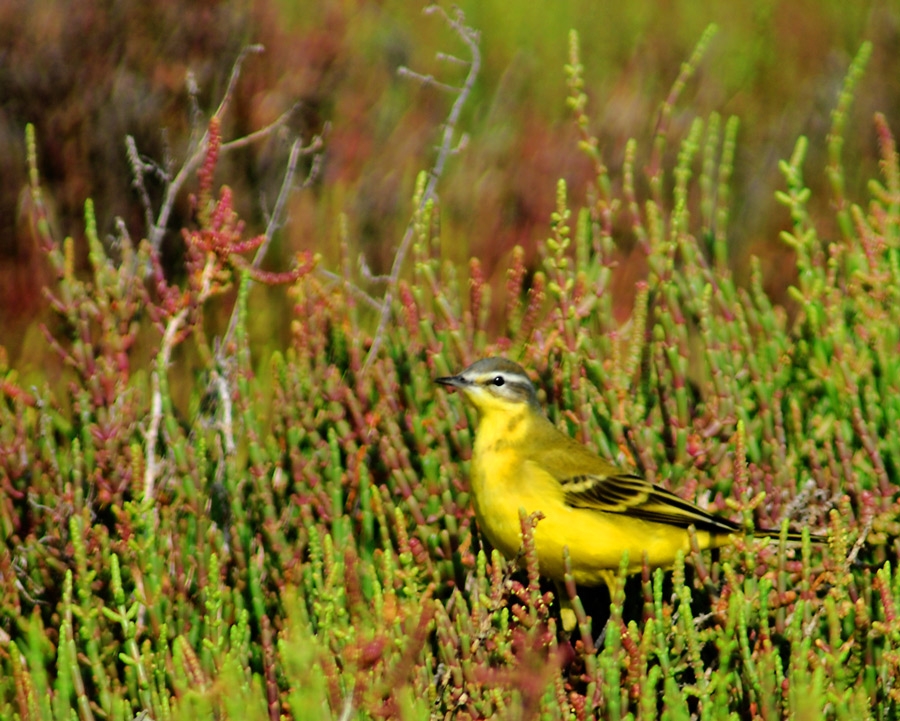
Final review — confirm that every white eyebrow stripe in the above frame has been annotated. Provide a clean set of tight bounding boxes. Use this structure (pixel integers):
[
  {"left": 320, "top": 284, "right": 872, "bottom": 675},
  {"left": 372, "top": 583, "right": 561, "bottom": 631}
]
[{"left": 471, "top": 372, "right": 532, "bottom": 386}]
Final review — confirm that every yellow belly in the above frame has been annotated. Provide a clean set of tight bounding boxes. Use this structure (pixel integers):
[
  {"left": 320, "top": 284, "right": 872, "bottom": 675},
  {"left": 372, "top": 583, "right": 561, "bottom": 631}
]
[{"left": 470, "top": 449, "right": 721, "bottom": 586}]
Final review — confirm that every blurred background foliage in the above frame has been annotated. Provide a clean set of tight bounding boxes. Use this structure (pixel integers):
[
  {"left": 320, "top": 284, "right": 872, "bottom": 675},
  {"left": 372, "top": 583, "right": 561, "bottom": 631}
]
[
  {"left": 2, "top": 0, "right": 899, "bottom": 376},
  {"left": 3, "top": 2, "right": 900, "bottom": 718}
]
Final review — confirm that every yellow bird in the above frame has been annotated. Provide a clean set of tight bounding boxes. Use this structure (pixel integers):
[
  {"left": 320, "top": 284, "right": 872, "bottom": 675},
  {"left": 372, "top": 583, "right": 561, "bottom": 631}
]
[{"left": 436, "top": 357, "right": 813, "bottom": 615}]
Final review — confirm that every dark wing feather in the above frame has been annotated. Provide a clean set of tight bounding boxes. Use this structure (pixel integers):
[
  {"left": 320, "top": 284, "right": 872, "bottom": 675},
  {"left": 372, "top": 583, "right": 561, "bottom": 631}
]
[
  {"left": 527, "top": 414, "right": 815, "bottom": 540},
  {"left": 560, "top": 472, "right": 742, "bottom": 535}
]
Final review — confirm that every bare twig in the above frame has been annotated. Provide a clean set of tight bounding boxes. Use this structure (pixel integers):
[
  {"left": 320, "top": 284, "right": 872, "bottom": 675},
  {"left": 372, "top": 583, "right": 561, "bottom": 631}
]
[
  {"left": 126, "top": 136, "right": 160, "bottom": 234},
  {"left": 144, "top": 306, "right": 188, "bottom": 502},
  {"left": 361, "top": 5, "right": 481, "bottom": 373},
  {"left": 214, "top": 45, "right": 265, "bottom": 120},
  {"left": 131, "top": 46, "right": 327, "bottom": 476},
  {"left": 144, "top": 248, "right": 216, "bottom": 502},
  {"left": 396, "top": 67, "right": 461, "bottom": 94},
  {"left": 256, "top": 132, "right": 327, "bottom": 270},
  {"left": 318, "top": 268, "right": 384, "bottom": 312},
  {"left": 126, "top": 45, "right": 323, "bottom": 499},
  {"left": 210, "top": 369, "right": 235, "bottom": 455},
  {"left": 435, "top": 51, "right": 469, "bottom": 65},
  {"left": 217, "top": 129, "right": 326, "bottom": 355},
  {"left": 359, "top": 256, "right": 392, "bottom": 284},
  {"left": 220, "top": 104, "right": 301, "bottom": 153},
  {"left": 185, "top": 71, "right": 203, "bottom": 147},
  {"left": 142, "top": 46, "right": 300, "bottom": 253},
  {"left": 148, "top": 106, "right": 297, "bottom": 252},
  {"left": 846, "top": 516, "right": 872, "bottom": 567}
]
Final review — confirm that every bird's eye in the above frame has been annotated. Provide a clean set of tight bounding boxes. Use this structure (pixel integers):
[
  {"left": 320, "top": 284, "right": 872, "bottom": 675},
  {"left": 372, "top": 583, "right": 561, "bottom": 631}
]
[{"left": 491, "top": 376, "right": 505, "bottom": 387}]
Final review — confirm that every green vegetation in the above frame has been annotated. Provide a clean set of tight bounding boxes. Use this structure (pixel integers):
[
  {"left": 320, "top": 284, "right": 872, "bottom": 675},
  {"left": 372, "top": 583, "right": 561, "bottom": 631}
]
[{"left": 2, "top": 7, "right": 899, "bottom": 720}]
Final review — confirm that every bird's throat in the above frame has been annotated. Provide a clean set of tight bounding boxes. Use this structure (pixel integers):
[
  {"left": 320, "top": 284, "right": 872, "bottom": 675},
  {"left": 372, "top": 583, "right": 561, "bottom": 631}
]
[{"left": 472, "top": 403, "right": 533, "bottom": 457}]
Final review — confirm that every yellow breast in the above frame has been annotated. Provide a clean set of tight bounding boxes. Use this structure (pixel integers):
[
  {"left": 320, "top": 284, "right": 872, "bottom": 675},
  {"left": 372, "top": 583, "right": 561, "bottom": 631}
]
[{"left": 468, "top": 405, "right": 718, "bottom": 586}]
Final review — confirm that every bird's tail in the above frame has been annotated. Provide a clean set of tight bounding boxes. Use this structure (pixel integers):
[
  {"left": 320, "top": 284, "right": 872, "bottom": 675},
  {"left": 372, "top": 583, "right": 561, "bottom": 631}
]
[{"left": 750, "top": 526, "right": 825, "bottom": 544}]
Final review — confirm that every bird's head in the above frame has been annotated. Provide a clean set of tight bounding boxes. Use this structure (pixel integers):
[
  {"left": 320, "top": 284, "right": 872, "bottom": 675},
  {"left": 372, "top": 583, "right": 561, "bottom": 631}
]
[{"left": 435, "top": 358, "right": 539, "bottom": 417}]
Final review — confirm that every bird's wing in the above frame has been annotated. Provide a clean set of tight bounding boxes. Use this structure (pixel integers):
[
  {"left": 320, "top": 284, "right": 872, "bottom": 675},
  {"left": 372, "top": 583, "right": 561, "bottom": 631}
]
[
  {"left": 559, "top": 471, "right": 741, "bottom": 535},
  {"left": 528, "top": 417, "right": 742, "bottom": 535}
]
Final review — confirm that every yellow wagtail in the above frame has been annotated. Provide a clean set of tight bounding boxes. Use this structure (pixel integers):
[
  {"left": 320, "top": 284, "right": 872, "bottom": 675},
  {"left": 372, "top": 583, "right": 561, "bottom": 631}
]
[{"left": 436, "top": 357, "right": 816, "bottom": 618}]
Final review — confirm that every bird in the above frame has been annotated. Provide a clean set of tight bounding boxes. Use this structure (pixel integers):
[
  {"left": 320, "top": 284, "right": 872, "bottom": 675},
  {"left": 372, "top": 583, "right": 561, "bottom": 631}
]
[{"left": 436, "top": 357, "right": 817, "bottom": 628}]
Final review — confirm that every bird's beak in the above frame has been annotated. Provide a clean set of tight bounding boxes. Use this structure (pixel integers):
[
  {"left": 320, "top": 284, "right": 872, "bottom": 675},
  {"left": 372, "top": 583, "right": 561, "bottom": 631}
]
[{"left": 435, "top": 374, "right": 466, "bottom": 389}]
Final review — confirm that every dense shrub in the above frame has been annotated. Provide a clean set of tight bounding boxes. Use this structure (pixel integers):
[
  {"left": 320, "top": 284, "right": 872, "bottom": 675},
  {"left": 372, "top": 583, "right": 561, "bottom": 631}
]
[{"left": 2, "top": 17, "right": 899, "bottom": 721}]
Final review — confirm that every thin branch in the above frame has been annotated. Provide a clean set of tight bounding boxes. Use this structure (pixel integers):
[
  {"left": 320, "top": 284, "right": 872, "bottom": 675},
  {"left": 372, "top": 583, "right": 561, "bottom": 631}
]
[
  {"left": 424, "top": 6, "right": 481, "bottom": 195},
  {"left": 144, "top": 306, "right": 188, "bottom": 502},
  {"left": 258, "top": 131, "right": 327, "bottom": 261},
  {"left": 359, "top": 255, "right": 392, "bottom": 284},
  {"left": 361, "top": 5, "right": 481, "bottom": 373},
  {"left": 213, "top": 44, "right": 265, "bottom": 121},
  {"left": 145, "top": 253, "right": 216, "bottom": 502},
  {"left": 185, "top": 71, "right": 203, "bottom": 148},
  {"left": 143, "top": 46, "right": 300, "bottom": 253},
  {"left": 221, "top": 104, "right": 301, "bottom": 152},
  {"left": 210, "top": 369, "right": 235, "bottom": 455},
  {"left": 148, "top": 106, "right": 297, "bottom": 253},
  {"left": 435, "top": 51, "right": 469, "bottom": 66},
  {"left": 318, "top": 268, "right": 384, "bottom": 312},
  {"left": 256, "top": 137, "right": 307, "bottom": 245},
  {"left": 396, "top": 67, "right": 461, "bottom": 94},
  {"left": 218, "top": 129, "right": 326, "bottom": 356},
  {"left": 126, "top": 136, "right": 159, "bottom": 233},
  {"left": 132, "top": 46, "right": 315, "bottom": 495},
  {"left": 846, "top": 515, "right": 872, "bottom": 567}
]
